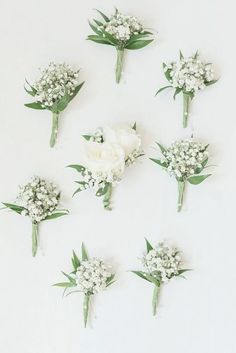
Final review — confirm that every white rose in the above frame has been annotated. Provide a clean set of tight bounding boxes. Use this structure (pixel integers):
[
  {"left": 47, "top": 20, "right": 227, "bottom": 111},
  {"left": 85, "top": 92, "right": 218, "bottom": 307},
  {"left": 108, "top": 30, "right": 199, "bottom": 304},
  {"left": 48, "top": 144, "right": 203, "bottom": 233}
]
[
  {"left": 103, "top": 125, "right": 141, "bottom": 158},
  {"left": 83, "top": 141, "right": 125, "bottom": 182}
]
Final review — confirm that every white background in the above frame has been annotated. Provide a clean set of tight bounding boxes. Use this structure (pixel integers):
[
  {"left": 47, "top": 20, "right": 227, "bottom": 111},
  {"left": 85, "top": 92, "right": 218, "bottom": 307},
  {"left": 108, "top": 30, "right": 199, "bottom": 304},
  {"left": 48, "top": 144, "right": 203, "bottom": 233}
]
[{"left": 0, "top": 0, "right": 235, "bottom": 352}]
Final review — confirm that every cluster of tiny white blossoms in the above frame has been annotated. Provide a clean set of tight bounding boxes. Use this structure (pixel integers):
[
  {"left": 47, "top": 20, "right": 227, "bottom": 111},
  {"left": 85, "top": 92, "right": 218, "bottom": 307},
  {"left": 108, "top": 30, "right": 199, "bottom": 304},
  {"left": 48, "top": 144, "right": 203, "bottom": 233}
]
[
  {"left": 34, "top": 62, "right": 79, "bottom": 107},
  {"left": 103, "top": 11, "right": 143, "bottom": 42},
  {"left": 18, "top": 177, "right": 59, "bottom": 223},
  {"left": 142, "top": 243, "right": 181, "bottom": 283},
  {"left": 125, "top": 149, "right": 142, "bottom": 167},
  {"left": 166, "top": 55, "right": 214, "bottom": 93},
  {"left": 161, "top": 139, "right": 208, "bottom": 180},
  {"left": 76, "top": 258, "right": 112, "bottom": 294}
]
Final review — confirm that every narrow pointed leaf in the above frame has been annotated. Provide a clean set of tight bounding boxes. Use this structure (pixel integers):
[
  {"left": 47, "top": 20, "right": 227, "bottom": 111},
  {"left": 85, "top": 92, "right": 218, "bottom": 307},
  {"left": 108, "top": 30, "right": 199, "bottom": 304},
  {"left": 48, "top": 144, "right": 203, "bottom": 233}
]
[
  {"left": 25, "top": 102, "right": 46, "bottom": 110},
  {"left": 44, "top": 211, "right": 68, "bottom": 220},
  {"left": 145, "top": 238, "right": 153, "bottom": 253},
  {"left": 187, "top": 174, "right": 211, "bottom": 185},
  {"left": 125, "top": 39, "right": 153, "bottom": 50},
  {"left": 155, "top": 85, "right": 172, "bottom": 96},
  {"left": 2, "top": 203, "right": 25, "bottom": 215},
  {"left": 81, "top": 243, "right": 88, "bottom": 261},
  {"left": 95, "top": 9, "right": 109, "bottom": 22},
  {"left": 67, "top": 164, "right": 86, "bottom": 173},
  {"left": 149, "top": 158, "right": 167, "bottom": 168}
]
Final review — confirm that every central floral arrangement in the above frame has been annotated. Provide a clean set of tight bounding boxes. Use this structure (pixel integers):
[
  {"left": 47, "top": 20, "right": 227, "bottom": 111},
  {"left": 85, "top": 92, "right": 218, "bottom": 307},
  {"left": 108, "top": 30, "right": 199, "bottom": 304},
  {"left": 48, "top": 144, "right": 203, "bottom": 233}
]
[
  {"left": 87, "top": 9, "right": 153, "bottom": 83},
  {"left": 68, "top": 124, "right": 143, "bottom": 209}
]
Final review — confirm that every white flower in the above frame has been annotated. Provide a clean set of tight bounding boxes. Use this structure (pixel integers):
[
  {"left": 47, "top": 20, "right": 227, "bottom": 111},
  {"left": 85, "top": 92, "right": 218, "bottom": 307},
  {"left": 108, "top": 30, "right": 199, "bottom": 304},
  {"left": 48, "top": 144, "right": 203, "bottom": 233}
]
[
  {"left": 103, "top": 125, "right": 141, "bottom": 160},
  {"left": 103, "top": 11, "right": 143, "bottom": 42},
  {"left": 83, "top": 141, "right": 125, "bottom": 183},
  {"left": 162, "top": 139, "right": 208, "bottom": 180},
  {"left": 142, "top": 242, "right": 181, "bottom": 284},
  {"left": 34, "top": 62, "right": 79, "bottom": 107},
  {"left": 76, "top": 258, "right": 112, "bottom": 294},
  {"left": 17, "top": 176, "right": 59, "bottom": 223},
  {"left": 167, "top": 54, "right": 215, "bottom": 94}
]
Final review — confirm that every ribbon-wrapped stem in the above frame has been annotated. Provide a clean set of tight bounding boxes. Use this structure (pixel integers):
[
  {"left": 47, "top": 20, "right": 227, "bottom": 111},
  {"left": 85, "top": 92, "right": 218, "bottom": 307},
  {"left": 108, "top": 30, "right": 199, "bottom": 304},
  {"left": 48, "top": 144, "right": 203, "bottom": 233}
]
[
  {"left": 116, "top": 48, "right": 124, "bottom": 83},
  {"left": 183, "top": 93, "right": 191, "bottom": 128},
  {"left": 83, "top": 294, "right": 90, "bottom": 328},
  {"left": 32, "top": 222, "right": 39, "bottom": 257},
  {"left": 177, "top": 180, "right": 185, "bottom": 212},
  {"left": 152, "top": 285, "right": 160, "bottom": 316},
  {"left": 50, "top": 112, "right": 59, "bottom": 147}
]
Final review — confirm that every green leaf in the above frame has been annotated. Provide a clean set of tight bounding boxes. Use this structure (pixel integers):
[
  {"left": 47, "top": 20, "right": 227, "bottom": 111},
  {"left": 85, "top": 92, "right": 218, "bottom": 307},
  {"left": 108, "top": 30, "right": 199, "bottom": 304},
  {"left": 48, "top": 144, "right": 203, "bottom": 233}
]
[
  {"left": 53, "top": 282, "right": 76, "bottom": 288},
  {"left": 100, "top": 30, "right": 119, "bottom": 45},
  {"left": 88, "top": 21, "right": 102, "bottom": 35},
  {"left": 95, "top": 9, "right": 109, "bottom": 22},
  {"left": 52, "top": 93, "right": 70, "bottom": 112},
  {"left": 131, "top": 271, "right": 153, "bottom": 282},
  {"left": 96, "top": 183, "right": 109, "bottom": 197},
  {"left": 81, "top": 243, "right": 88, "bottom": 261},
  {"left": 145, "top": 238, "right": 153, "bottom": 253},
  {"left": 162, "top": 63, "right": 172, "bottom": 82},
  {"left": 173, "top": 87, "right": 182, "bottom": 99},
  {"left": 194, "top": 50, "right": 199, "bottom": 59},
  {"left": 194, "top": 158, "right": 208, "bottom": 174},
  {"left": 132, "top": 122, "right": 137, "bottom": 131},
  {"left": 155, "top": 85, "right": 172, "bottom": 96},
  {"left": 149, "top": 158, "right": 167, "bottom": 168},
  {"left": 44, "top": 211, "right": 69, "bottom": 220},
  {"left": 125, "top": 39, "right": 153, "bottom": 50},
  {"left": 72, "top": 250, "right": 80, "bottom": 270},
  {"left": 205, "top": 79, "right": 218, "bottom": 86},
  {"left": 87, "top": 35, "right": 113, "bottom": 45},
  {"left": 67, "top": 164, "right": 86, "bottom": 173},
  {"left": 103, "top": 183, "right": 112, "bottom": 210},
  {"left": 125, "top": 33, "right": 152, "bottom": 47},
  {"left": 82, "top": 135, "right": 92, "bottom": 141},
  {"left": 24, "top": 102, "right": 46, "bottom": 110},
  {"left": 2, "top": 203, "right": 25, "bottom": 215},
  {"left": 68, "top": 82, "right": 85, "bottom": 102},
  {"left": 106, "top": 274, "right": 115, "bottom": 287},
  {"left": 177, "top": 269, "right": 191, "bottom": 275},
  {"left": 187, "top": 174, "right": 211, "bottom": 185},
  {"left": 155, "top": 142, "right": 167, "bottom": 154},
  {"left": 179, "top": 50, "right": 184, "bottom": 59},
  {"left": 94, "top": 19, "right": 103, "bottom": 27},
  {"left": 62, "top": 271, "right": 76, "bottom": 283}
]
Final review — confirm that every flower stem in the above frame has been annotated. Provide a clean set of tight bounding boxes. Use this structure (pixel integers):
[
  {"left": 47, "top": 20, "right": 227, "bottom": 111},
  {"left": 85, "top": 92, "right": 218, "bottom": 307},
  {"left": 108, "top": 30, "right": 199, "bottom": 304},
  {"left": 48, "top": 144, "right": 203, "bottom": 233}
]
[
  {"left": 50, "top": 112, "right": 59, "bottom": 147},
  {"left": 183, "top": 93, "right": 190, "bottom": 128},
  {"left": 152, "top": 285, "right": 159, "bottom": 316},
  {"left": 83, "top": 294, "right": 90, "bottom": 328},
  {"left": 177, "top": 181, "right": 185, "bottom": 212},
  {"left": 103, "top": 183, "right": 112, "bottom": 210},
  {"left": 116, "top": 48, "right": 124, "bottom": 83},
  {"left": 32, "top": 222, "right": 39, "bottom": 257}
]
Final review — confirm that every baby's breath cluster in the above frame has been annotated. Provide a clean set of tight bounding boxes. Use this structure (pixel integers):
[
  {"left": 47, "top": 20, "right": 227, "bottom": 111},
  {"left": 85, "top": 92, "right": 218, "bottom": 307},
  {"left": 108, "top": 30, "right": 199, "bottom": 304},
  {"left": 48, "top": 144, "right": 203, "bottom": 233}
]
[
  {"left": 103, "top": 10, "right": 143, "bottom": 42},
  {"left": 142, "top": 242, "right": 181, "bottom": 283},
  {"left": 166, "top": 54, "right": 214, "bottom": 93},
  {"left": 34, "top": 62, "right": 79, "bottom": 107},
  {"left": 162, "top": 139, "right": 208, "bottom": 180},
  {"left": 76, "top": 258, "right": 112, "bottom": 294},
  {"left": 18, "top": 176, "right": 59, "bottom": 223}
]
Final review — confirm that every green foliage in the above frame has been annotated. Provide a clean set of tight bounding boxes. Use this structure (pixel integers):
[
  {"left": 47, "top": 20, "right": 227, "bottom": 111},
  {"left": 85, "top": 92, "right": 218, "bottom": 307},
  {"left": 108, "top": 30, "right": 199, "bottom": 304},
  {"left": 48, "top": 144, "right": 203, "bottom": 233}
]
[
  {"left": 187, "top": 174, "right": 211, "bottom": 185},
  {"left": 2, "top": 203, "right": 25, "bottom": 215}
]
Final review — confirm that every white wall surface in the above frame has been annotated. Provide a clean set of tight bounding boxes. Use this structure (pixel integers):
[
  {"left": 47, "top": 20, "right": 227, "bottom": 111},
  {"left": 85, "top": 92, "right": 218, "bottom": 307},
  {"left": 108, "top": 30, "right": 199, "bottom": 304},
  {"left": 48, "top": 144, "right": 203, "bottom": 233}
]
[{"left": 0, "top": 0, "right": 235, "bottom": 352}]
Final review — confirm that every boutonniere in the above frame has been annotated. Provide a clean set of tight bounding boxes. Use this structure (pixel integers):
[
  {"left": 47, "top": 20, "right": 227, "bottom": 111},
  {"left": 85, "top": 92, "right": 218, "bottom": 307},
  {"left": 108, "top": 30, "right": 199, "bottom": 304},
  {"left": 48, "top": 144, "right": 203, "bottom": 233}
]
[
  {"left": 132, "top": 239, "right": 189, "bottom": 315},
  {"left": 156, "top": 51, "right": 217, "bottom": 127},
  {"left": 54, "top": 244, "right": 115, "bottom": 328},
  {"left": 24, "top": 62, "right": 84, "bottom": 147},
  {"left": 150, "top": 138, "right": 211, "bottom": 212},
  {"left": 68, "top": 124, "right": 143, "bottom": 210},
  {"left": 87, "top": 9, "right": 153, "bottom": 83},
  {"left": 2, "top": 176, "right": 68, "bottom": 256}
]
